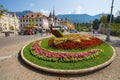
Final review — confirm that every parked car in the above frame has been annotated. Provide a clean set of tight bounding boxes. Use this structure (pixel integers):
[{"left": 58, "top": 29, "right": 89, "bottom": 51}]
[
  {"left": 24, "top": 29, "right": 34, "bottom": 35},
  {"left": 52, "top": 26, "right": 64, "bottom": 32},
  {"left": 69, "top": 29, "right": 78, "bottom": 33}
]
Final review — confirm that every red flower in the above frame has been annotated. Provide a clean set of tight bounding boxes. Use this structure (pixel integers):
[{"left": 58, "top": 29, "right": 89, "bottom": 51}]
[{"left": 31, "top": 41, "right": 103, "bottom": 61}]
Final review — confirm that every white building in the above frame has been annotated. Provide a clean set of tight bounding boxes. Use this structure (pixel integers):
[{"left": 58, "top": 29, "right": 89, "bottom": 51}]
[
  {"left": 20, "top": 12, "right": 49, "bottom": 30},
  {"left": 0, "top": 12, "right": 20, "bottom": 33}
]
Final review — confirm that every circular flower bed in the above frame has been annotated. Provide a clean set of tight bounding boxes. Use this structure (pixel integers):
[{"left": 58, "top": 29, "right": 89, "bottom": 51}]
[{"left": 21, "top": 34, "right": 115, "bottom": 74}]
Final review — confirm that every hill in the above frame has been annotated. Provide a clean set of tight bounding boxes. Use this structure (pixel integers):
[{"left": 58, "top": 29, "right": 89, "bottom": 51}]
[
  {"left": 57, "top": 14, "right": 103, "bottom": 23},
  {"left": 9, "top": 10, "right": 33, "bottom": 17}
]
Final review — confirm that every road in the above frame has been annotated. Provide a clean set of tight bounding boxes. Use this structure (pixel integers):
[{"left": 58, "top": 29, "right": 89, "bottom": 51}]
[
  {"left": 0, "top": 32, "right": 91, "bottom": 48},
  {"left": 0, "top": 34, "right": 50, "bottom": 48}
]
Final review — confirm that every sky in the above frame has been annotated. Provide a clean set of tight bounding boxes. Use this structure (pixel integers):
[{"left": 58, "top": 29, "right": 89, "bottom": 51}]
[{"left": 0, "top": 0, "right": 120, "bottom": 16}]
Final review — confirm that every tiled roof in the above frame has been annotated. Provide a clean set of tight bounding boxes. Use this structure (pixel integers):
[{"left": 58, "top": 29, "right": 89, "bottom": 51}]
[{"left": 21, "top": 12, "right": 48, "bottom": 19}]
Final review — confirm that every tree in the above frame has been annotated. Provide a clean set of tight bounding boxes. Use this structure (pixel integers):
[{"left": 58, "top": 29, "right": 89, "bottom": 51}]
[
  {"left": 114, "top": 11, "right": 120, "bottom": 23},
  {"left": 0, "top": 4, "right": 7, "bottom": 17},
  {"left": 100, "top": 14, "right": 108, "bottom": 28},
  {"left": 107, "top": 14, "right": 114, "bottom": 23},
  {"left": 100, "top": 15, "right": 108, "bottom": 23},
  {"left": 114, "top": 16, "right": 120, "bottom": 23},
  {"left": 93, "top": 19, "right": 100, "bottom": 29},
  {"left": 115, "top": 11, "right": 120, "bottom": 17}
]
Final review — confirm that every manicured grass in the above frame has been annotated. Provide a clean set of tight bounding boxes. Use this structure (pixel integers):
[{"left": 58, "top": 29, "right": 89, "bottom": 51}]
[{"left": 23, "top": 38, "right": 113, "bottom": 70}]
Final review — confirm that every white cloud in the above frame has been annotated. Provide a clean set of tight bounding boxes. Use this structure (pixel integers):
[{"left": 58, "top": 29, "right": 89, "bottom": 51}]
[
  {"left": 40, "top": 9, "right": 50, "bottom": 16},
  {"left": 69, "top": 6, "right": 82, "bottom": 14},
  {"left": 27, "top": 3, "right": 35, "bottom": 10}
]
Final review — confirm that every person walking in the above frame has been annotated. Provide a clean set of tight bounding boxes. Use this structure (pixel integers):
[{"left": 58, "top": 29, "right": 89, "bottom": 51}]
[{"left": 39, "top": 29, "right": 43, "bottom": 36}]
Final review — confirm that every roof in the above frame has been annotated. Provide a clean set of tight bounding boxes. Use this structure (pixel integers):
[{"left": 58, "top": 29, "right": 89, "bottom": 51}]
[{"left": 20, "top": 12, "right": 48, "bottom": 19}]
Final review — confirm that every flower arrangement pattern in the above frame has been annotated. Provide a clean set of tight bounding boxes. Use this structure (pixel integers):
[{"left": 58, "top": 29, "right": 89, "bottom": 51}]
[
  {"left": 31, "top": 40, "right": 103, "bottom": 62},
  {"left": 49, "top": 34, "right": 103, "bottom": 49}
]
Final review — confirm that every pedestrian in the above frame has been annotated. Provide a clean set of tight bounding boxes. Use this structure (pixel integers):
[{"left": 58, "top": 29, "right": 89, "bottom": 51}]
[
  {"left": 39, "top": 29, "right": 43, "bottom": 36},
  {"left": 93, "top": 30, "right": 95, "bottom": 34}
]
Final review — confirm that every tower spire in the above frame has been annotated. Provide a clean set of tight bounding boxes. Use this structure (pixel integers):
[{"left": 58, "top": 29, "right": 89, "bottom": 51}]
[
  {"left": 49, "top": 12, "right": 52, "bottom": 18},
  {"left": 53, "top": 9, "right": 55, "bottom": 19}
]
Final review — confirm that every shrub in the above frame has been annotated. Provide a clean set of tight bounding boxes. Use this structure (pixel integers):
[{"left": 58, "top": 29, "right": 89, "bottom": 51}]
[{"left": 51, "top": 30, "right": 64, "bottom": 37}]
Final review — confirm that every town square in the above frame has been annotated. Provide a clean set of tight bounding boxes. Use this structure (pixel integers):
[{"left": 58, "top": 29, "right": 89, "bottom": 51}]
[{"left": 0, "top": 0, "right": 120, "bottom": 80}]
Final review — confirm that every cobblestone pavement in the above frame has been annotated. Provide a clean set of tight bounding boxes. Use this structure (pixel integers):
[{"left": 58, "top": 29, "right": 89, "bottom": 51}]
[{"left": 0, "top": 32, "right": 120, "bottom": 80}]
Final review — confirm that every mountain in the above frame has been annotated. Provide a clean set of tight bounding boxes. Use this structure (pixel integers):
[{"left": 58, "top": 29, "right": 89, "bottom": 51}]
[
  {"left": 57, "top": 14, "right": 103, "bottom": 23},
  {"left": 9, "top": 10, "right": 104, "bottom": 23},
  {"left": 9, "top": 10, "right": 33, "bottom": 17}
]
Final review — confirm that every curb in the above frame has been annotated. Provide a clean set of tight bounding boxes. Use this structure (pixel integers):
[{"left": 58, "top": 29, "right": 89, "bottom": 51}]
[{"left": 20, "top": 41, "right": 116, "bottom": 74}]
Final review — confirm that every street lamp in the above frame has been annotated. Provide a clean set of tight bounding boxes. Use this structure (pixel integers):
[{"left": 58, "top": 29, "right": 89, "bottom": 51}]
[
  {"left": 91, "top": 21, "right": 93, "bottom": 35},
  {"left": 106, "top": 0, "right": 114, "bottom": 41}
]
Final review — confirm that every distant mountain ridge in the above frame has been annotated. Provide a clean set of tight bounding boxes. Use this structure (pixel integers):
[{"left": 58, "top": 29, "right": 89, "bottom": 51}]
[
  {"left": 9, "top": 10, "right": 104, "bottom": 23},
  {"left": 57, "top": 14, "right": 103, "bottom": 23},
  {"left": 9, "top": 10, "right": 33, "bottom": 17}
]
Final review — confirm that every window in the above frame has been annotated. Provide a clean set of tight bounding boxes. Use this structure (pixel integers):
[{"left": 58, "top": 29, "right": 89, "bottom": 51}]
[
  {"left": 40, "top": 24, "right": 41, "bottom": 26},
  {"left": 20, "top": 20, "right": 22, "bottom": 22},
  {"left": 39, "top": 19, "right": 41, "bottom": 21},
  {"left": 36, "top": 19, "right": 38, "bottom": 22},
  {"left": 26, "top": 19, "right": 28, "bottom": 22},
  {"left": 37, "top": 15, "right": 39, "bottom": 17},
  {"left": 12, "top": 14, "right": 14, "bottom": 17},
  {"left": 36, "top": 24, "right": 38, "bottom": 26}
]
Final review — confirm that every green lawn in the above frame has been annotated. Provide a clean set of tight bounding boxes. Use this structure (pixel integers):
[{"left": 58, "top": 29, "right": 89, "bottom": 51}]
[{"left": 23, "top": 38, "right": 113, "bottom": 70}]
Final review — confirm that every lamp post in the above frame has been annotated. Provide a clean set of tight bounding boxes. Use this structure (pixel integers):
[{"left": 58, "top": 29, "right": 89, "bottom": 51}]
[
  {"left": 106, "top": 0, "right": 114, "bottom": 41},
  {"left": 91, "top": 21, "right": 93, "bottom": 36}
]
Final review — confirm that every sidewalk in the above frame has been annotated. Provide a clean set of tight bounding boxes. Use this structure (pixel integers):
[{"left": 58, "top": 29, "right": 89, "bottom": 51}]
[
  {"left": 0, "top": 32, "right": 120, "bottom": 80},
  {"left": 0, "top": 32, "right": 16, "bottom": 38}
]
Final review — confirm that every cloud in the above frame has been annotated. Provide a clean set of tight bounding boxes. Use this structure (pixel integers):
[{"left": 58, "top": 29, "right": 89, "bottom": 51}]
[
  {"left": 69, "top": 6, "right": 82, "bottom": 14},
  {"left": 40, "top": 9, "right": 50, "bottom": 16},
  {"left": 28, "top": 3, "right": 35, "bottom": 10}
]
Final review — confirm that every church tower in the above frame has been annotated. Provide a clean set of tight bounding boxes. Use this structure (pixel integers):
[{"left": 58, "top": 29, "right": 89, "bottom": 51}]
[
  {"left": 53, "top": 9, "right": 55, "bottom": 19},
  {"left": 48, "top": 9, "right": 58, "bottom": 26}
]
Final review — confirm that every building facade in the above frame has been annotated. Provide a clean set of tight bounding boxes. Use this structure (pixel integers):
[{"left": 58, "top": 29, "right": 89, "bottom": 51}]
[
  {"left": 20, "top": 12, "right": 49, "bottom": 30},
  {"left": 48, "top": 10, "right": 74, "bottom": 30},
  {"left": 0, "top": 12, "right": 19, "bottom": 33},
  {"left": 19, "top": 10, "right": 74, "bottom": 33},
  {"left": 58, "top": 20, "right": 75, "bottom": 30}
]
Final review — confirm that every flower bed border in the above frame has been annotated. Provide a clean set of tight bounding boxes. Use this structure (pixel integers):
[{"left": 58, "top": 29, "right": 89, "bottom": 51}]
[{"left": 20, "top": 41, "right": 116, "bottom": 74}]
